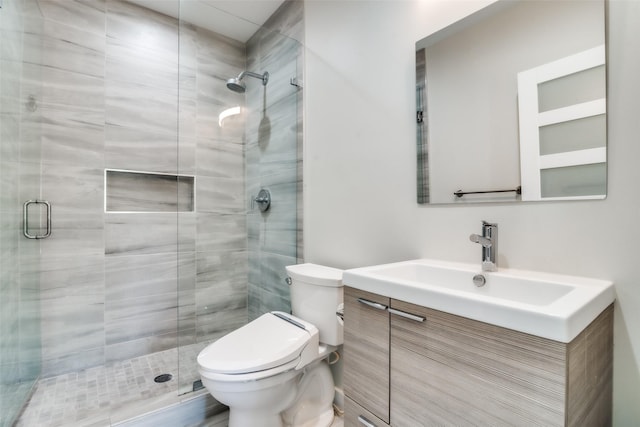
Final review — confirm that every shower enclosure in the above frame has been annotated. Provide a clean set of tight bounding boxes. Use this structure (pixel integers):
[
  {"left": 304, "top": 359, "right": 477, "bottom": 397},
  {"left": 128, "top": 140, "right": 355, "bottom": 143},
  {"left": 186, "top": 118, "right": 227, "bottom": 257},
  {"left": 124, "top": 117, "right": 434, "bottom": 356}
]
[
  {"left": 0, "top": 0, "right": 44, "bottom": 424},
  {"left": 0, "top": 0, "right": 303, "bottom": 425}
]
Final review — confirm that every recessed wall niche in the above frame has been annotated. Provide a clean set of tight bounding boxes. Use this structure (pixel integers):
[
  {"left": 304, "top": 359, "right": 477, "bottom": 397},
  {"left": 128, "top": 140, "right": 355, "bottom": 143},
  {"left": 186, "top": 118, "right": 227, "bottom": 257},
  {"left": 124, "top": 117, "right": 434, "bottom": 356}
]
[{"left": 105, "top": 169, "right": 195, "bottom": 212}]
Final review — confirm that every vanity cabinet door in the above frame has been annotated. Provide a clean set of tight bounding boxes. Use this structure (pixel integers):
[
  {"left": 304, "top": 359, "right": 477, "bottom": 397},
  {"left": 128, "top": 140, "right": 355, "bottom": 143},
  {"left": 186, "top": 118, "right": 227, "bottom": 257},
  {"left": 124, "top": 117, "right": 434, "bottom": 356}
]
[
  {"left": 389, "top": 299, "right": 567, "bottom": 427},
  {"left": 344, "top": 287, "right": 390, "bottom": 424},
  {"left": 345, "top": 397, "right": 390, "bottom": 427}
]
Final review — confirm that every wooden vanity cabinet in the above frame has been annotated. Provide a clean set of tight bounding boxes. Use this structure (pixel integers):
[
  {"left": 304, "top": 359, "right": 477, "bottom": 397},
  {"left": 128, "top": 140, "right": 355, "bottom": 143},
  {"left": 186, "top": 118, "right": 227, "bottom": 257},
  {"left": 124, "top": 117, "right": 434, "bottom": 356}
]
[
  {"left": 343, "top": 287, "right": 390, "bottom": 426},
  {"left": 343, "top": 287, "right": 613, "bottom": 427}
]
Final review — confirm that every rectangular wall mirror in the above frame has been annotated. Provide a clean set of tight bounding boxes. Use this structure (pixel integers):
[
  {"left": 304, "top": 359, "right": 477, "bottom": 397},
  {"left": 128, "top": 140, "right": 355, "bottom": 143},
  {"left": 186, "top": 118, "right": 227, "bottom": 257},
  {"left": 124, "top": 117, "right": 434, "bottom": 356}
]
[{"left": 416, "top": 0, "right": 606, "bottom": 204}]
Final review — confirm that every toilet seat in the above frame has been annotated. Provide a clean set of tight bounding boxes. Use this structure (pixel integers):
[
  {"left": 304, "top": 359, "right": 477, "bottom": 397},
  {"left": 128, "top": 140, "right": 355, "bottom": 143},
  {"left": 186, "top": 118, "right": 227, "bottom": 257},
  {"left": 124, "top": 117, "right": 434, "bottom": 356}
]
[{"left": 197, "top": 312, "right": 320, "bottom": 382}]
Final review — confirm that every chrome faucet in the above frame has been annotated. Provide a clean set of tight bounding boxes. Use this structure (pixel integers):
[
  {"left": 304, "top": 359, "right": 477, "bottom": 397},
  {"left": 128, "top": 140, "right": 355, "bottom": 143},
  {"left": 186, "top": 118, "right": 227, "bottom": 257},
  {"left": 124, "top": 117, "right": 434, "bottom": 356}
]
[{"left": 469, "top": 221, "right": 498, "bottom": 272}]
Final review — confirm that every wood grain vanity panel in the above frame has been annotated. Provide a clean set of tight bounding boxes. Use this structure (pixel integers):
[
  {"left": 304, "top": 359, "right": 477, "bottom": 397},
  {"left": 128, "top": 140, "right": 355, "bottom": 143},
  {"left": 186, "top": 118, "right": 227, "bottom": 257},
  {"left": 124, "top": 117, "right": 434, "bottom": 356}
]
[
  {"left": 566, "top": 305, "right": 613, "bottom": 427},
  {"left": 345, "top": 396, "right": 389, "bottom": 427},
  {"left": 344, "top": 286, "right": 613, "bottom": 427},
  {"left": 344, "top": 287, "right": 390, "bottom": 423},
  {"left": 390, "top": 299, "right": 566, "bottom": 426}
]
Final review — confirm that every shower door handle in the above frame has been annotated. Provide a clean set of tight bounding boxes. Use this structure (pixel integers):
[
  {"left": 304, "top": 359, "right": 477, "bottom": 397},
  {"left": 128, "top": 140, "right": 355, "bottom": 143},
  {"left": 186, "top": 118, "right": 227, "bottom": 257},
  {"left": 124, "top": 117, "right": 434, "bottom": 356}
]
[{"left": 23, "top": 200, "right": 51, "bottom": 239}]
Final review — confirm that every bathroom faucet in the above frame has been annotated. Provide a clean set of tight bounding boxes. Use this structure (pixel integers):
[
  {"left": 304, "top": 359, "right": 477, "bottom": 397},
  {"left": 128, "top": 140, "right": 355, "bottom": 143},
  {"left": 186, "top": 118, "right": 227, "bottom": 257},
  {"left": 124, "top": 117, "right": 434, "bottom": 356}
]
[{"left": 469, "top": 221, "right": 498, "bottom": 272}]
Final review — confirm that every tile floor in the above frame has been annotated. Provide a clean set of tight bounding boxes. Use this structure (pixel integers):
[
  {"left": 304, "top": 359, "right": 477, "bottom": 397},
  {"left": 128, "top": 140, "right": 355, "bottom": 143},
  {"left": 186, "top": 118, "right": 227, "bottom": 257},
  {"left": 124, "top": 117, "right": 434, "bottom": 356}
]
[
  {"left": 16, "top": 341, "right": 345, "bottom": 427},
  {"left": 16, "top": 342, "right": 212, "bottom": 427}
]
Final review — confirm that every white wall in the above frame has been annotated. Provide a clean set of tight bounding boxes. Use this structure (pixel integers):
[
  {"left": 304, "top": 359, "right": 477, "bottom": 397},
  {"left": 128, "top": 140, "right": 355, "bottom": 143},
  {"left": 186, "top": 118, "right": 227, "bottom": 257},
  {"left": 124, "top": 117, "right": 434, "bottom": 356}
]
[{"left": 303, "top": 1, "right": 640, "bottom": 424}]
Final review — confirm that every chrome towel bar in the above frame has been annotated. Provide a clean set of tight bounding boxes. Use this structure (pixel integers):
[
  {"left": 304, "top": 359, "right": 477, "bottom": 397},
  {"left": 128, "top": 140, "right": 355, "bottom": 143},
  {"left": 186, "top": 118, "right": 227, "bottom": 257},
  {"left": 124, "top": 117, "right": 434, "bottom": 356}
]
[{"left": 454, "top": 186, "right": 522, "bottom": 198}]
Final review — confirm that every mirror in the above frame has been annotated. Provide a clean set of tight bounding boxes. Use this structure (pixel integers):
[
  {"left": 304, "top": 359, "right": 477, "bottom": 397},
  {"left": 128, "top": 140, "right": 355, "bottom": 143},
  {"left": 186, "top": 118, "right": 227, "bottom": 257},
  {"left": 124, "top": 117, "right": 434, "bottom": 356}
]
[{"left": 416, "top": 0, "right": 606, "bottom": 204}]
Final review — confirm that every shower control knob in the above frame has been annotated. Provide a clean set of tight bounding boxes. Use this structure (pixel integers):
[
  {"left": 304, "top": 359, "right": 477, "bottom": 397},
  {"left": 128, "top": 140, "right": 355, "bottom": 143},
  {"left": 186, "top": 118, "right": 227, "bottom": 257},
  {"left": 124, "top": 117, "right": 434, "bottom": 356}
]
[{"left": 252, "top": 189, "right": 271, "bottom": 212}]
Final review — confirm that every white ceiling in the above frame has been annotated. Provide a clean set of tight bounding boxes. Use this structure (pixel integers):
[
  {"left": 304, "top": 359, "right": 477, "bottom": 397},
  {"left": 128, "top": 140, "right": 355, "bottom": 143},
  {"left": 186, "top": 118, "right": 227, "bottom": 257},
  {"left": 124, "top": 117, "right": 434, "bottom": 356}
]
[{"left": 128, "top": 0, "right": 286, "bottom": 42}]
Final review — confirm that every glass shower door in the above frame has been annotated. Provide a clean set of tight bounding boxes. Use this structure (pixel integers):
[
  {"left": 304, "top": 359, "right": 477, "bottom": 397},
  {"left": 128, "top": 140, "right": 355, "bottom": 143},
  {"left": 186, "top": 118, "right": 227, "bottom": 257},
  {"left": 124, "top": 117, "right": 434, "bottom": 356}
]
[
  {"left": 175, "top": 0, "right": 303, "bottom": 397},
  {"left": 0, "top": 0, "right": 43, "bottom": 425}
]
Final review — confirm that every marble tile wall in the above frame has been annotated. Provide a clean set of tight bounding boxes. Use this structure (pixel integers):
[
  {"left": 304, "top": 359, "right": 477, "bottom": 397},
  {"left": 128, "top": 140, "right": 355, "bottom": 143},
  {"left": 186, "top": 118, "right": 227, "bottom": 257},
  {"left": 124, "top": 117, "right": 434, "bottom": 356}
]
[
  {"left": 189, "top": 24, "right": 249, "bottom": 350},
  {"left": 6, "top": 0, "right": 302, "bottom": 387},
  {"left": 0, "top": 0, "right": 44, "bottom": 424},
  {"left": 31, "top": 0, "right": 249, "bottom": 377},
  {"left": 246, "top": 0, "right": 304, "bottom": 319},
  {"left": 31, "top": 0, "right": 108, "bottom": 377}
]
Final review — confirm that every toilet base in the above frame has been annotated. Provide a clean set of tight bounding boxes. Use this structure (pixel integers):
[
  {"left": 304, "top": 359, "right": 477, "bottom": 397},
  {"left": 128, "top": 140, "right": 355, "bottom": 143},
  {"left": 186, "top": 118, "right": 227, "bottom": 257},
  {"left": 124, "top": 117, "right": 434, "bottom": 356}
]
[
  {"left": 229, "top": 411, "right": 285, "bottom": 427},
  {"left": 282, "top": 360, "right": 335, "bottom": 427},
  {"left": 288, "top": 407, "right": 334, "bottom": 427}
]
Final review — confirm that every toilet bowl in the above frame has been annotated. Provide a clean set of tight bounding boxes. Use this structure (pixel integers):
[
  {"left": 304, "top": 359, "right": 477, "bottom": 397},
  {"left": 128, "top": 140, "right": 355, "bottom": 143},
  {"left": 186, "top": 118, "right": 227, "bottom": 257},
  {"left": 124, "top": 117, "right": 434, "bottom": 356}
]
[{"left": 197, "top": 264, "right": 343, "bottom": 427}]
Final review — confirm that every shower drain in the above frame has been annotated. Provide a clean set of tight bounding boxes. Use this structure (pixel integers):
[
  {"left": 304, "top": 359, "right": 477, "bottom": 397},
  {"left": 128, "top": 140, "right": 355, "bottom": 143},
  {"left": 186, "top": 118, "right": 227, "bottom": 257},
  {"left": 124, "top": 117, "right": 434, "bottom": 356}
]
[{"left": 154, "top": 373, "right": 173, "bottom": 383}]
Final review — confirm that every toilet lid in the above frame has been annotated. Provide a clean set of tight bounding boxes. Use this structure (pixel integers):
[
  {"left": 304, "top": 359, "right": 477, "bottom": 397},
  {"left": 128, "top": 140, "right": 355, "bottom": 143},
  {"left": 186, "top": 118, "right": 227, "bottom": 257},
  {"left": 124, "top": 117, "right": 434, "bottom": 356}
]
[{"left": 197, "top": 312, "right": 313, "bottom": 374}]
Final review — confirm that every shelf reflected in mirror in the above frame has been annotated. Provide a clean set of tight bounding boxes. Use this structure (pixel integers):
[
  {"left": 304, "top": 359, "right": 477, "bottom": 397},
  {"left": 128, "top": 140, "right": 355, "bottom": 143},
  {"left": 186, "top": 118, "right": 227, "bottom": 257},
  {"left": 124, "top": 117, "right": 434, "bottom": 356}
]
[{"left": 416, "top": 0, "right": 607, "bottom": 204}]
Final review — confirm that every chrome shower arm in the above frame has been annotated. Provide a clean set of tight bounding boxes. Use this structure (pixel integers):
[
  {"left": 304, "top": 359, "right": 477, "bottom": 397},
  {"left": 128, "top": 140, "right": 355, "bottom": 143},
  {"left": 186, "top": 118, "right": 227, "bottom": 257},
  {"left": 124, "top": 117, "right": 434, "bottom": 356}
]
[{"left": 237, "top": 71, "right": 269, "bottom": 85}]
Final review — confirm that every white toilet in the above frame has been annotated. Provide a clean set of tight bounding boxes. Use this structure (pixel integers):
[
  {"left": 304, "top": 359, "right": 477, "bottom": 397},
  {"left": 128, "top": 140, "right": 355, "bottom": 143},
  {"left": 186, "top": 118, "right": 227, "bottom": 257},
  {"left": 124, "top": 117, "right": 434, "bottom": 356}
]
[{"left": 197, "top": 263, "right": 344, "bottom": 427}]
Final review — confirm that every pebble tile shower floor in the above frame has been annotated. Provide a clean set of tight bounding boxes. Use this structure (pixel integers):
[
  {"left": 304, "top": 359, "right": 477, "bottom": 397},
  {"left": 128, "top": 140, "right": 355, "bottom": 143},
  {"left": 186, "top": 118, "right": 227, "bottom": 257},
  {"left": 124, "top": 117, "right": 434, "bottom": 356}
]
[{"left": 16, "top": 342, "right": 209, "bottom": 427}]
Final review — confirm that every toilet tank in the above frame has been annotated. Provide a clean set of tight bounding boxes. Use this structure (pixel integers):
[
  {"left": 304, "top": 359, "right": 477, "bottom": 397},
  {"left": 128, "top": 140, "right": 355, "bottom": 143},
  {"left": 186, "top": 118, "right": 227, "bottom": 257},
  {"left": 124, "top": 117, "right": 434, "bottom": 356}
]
[{"left": 285, "top": 263, "right": 344, "bottom": 346}]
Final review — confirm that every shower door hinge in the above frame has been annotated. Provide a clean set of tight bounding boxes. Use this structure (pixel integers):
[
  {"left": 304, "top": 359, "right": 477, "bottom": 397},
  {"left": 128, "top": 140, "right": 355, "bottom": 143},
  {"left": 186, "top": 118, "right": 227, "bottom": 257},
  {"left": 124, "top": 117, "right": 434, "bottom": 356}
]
[
  {"left": 417, "top": 110, "right": 424, "bottom": 124},
  {"left": 290, "top": 77, "right": 303, "bottom": 89}
]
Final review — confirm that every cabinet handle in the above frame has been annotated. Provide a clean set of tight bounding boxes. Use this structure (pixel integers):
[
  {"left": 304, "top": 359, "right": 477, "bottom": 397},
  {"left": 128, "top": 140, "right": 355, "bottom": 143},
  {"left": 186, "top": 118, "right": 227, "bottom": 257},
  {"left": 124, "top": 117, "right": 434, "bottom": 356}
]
[
  {"left": 357, "top": 415, "right": 377, "bottom": 427},
  {"left": 357, "top": 298, "right": 388, "bottom": 311},
  {"left": 389, "top": 307, "right": 425, "bottom": 322}
]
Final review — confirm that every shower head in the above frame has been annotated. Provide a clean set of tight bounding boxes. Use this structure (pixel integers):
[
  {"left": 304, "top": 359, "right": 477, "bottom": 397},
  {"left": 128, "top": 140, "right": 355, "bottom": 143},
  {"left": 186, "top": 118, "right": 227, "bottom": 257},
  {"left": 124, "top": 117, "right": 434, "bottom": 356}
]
[
  {"left": 226, "top": 70, "right": 269, "bottom": 93},
  {"left": 226, "top": 78, "right": 246, "bottom": 93}
]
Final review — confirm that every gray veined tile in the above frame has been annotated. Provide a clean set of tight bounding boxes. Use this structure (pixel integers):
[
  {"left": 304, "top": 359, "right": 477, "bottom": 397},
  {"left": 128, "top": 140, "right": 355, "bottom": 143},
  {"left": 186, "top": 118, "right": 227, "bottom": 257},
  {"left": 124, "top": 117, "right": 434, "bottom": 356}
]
[
  {"left": 179, "top": 93, "right": 197, "bottom": 143},
  {"left": 177, "top": 251, "right": 196, "bottom": 291},
  {"left": 23, "top": 62, "right": 105, "bottom": 112},
  {"left": 105, "top": 212, "right": 194, "bottom": 256},
  {"left": 106, "top": 0, "right": 179, "bottom": 58},
  {"left": 0, "top": 61, "right": 25, "bottom": 116},
  {"left": 261, "top": 0, "right": 304, "bottom": 43},
  {"left": 196, "top": 67, "right": 247, "bottom": 112},
  {"left": 195, "top": 250, "right": 248, "bottom": 290},
  {"left": 260, "top": 288, "right": 292, "bottom": 315},
  {"left": 18, "top": 112, "right": 44, "bottom": 166},
  {"left": 39, "top": 107, "right": 105, "bottom": 168},
  {"left": 41, "top": 347, "right": 105, "bottom": 378},
  {"left": 23, "top": 18, "right": 106, "bottom": 77},
  {"left": 105, "top": 79, "right": 179, "bottom": 137},
  {"left": 105, "top": 124, "right": 179, "bottom": 174},
  {"left": 105, "top": 252, "right": 190, "bottom": 301},
  {"left": 196, "top": 138, "right": 244, "bottom": 179},
  {"left": 196, "top": 175, "right": 245, "bottom": 214},
  {"left": 40, "top": 296, "right": 105, "bottom": 360},
  {"left": 245, "top": 93, "right": 298, "bottom": 161},
  {"left": 42, "top": 163, "right": 104, "bottom": 215},
  {"left": 178, "top": 137, "right": 197, "bottom": 176},
  {"left": 247, "top": 26, "right": 300, "bottom": 106},
  {"left": 106, "top": 37, "right": 179, "bottom": 94},
  {"left": 104, "top": 332, "right": 178, "bottom": 363},
  {"left": 196, "top": 213, "right": 247, "bottom": 253},
  {"left": 36, "top": 0, "right": 106, "bottom": 36},
  {"left": 196, "top": 98, "right": 246, "bottom": 143},
  {"left": 195, "top": 307, "right": 247, "bottom": 343},
  {"left": 38, "top": 254, "right": 105, "bottom": 299},
  {"left": 178, "top": 22, "right": 198, "bottom": 70},
  {"left": 105, "top": 292, "right": 179, "bottom": 344},
  {"left": 252, "top": 251, "right": 297, "bottom": 300},
  {"left": 40, "top": 214, "right": 105, "bottom": 258},
  {"left": 245, "top": 56, "right": 298, "bottom": 111},
  {"left": 0, "top": 113, "right": 21, "bottom": 163},
  {"left": 195, "top": 26, "right": 246, "bottom": 80},
  {"left": 195, "top": 276, "right": 247, "bottom": 311}
]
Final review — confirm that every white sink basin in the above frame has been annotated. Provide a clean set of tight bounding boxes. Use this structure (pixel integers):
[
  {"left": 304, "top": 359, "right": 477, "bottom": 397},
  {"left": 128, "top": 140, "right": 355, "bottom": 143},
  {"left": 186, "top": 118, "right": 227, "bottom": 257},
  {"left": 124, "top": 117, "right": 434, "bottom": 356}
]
[{"left": 342, "top": 259, "right": 615, "bottom": 342}]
